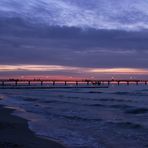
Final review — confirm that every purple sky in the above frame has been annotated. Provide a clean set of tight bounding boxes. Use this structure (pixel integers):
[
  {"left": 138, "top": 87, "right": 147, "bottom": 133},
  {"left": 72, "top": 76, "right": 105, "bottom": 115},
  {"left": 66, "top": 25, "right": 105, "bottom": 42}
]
[{"left": 0, "top": 0, "right": 148, "bottom": 78}]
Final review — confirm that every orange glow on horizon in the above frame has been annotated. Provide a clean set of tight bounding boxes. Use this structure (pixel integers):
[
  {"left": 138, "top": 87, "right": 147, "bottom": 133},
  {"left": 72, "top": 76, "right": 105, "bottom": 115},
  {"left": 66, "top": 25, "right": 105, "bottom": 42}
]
[
  {"left": 90, "top": 68, "right": 148, "bottom": 74},
  {"left": 0, "top": 65, "right": 148, "bottom": 76}
]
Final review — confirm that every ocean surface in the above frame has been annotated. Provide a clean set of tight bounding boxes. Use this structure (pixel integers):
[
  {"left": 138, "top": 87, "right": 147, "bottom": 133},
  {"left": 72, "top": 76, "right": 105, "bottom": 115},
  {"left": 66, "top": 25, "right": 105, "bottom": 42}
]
[{"left": 0, "top": 84, "right": 148, "bottom": 148}]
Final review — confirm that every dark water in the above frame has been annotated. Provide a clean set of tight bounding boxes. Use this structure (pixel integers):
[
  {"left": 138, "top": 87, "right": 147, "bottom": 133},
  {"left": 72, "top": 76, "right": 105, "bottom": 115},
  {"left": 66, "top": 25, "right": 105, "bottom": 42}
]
[{"left": 0, "top": 84, "right": 148, "bottom": 148}]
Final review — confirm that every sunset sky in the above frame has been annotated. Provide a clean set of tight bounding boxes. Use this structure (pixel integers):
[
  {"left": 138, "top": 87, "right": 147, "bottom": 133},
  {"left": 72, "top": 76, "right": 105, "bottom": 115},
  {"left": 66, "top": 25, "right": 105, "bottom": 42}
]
[{"left": 0, "top": 0, "right": 148, "bottom": 79}]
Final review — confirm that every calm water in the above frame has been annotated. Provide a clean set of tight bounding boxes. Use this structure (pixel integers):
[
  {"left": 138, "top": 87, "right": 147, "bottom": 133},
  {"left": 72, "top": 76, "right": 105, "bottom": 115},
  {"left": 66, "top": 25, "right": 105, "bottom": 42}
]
[{"left": 0, "top": 84, "right": 148, "bottom": 148}]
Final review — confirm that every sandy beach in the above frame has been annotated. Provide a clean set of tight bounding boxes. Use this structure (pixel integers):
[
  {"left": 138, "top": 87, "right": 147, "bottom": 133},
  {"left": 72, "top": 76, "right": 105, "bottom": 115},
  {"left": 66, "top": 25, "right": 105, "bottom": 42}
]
[{"left": 0, "top": 105, "right": 65, "bottom": 148}]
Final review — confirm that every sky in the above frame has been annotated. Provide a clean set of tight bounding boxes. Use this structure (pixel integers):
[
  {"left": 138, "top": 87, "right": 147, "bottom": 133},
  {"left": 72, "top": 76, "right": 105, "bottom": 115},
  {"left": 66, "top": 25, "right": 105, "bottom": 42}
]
[{"left": 0, "top": 0, "right": 148, "bottom": 79}]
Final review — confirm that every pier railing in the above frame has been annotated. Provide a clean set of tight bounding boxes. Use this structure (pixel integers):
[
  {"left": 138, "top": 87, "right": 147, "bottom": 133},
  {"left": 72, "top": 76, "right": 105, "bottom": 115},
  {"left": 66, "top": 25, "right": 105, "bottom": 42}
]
[{"left": 0, "top": 79, "right": 147, "bottom": 89}]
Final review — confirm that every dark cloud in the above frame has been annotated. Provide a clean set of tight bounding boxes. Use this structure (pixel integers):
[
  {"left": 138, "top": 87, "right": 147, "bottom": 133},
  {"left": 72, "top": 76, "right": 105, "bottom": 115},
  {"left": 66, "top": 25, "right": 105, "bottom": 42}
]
[{"left": 0, "top": 16, "right": 148, "bottom": 69}]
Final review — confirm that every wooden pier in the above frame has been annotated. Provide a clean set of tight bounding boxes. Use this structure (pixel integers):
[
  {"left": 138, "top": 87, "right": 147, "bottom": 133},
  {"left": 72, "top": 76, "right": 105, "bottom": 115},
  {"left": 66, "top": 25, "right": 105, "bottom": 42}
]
[{"left": 0, "top": 79, "right": 147, "bottom": 89}]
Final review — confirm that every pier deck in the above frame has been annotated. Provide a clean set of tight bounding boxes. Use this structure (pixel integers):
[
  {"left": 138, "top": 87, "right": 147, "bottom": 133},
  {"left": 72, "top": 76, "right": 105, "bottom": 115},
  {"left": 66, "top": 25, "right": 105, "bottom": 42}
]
[{"left": 0, "top": 79, "right": 147, "bottom": 89}]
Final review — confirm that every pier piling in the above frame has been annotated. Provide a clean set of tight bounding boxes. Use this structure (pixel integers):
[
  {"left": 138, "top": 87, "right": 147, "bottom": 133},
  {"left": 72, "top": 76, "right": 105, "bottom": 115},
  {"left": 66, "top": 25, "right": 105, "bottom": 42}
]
[{"left": 53, "top": 81, "right": 55, "bottom": 86}]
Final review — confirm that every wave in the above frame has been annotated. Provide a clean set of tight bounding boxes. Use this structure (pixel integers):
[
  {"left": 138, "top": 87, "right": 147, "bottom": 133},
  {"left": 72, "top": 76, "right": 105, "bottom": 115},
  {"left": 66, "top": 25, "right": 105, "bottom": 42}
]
[
  {"left": 23, "top": 98, "right": 38, "bottom": 102},
  {"left": 112, "top": 91, "right": 148, "bottom": 96},
  {"left": 87, "top": 91, "right": 103, "bottom": 94},
  {"left": 141, "top": 89, "right": 148, "bottom": 92},
  {"left": 62, "top": 115, "right": 102, "bottom": 122},
  {"left": 109, "top": 104, "right": 131, "bottom": 109},
  {"left": 88, "top": 103, "right": 132, "bottom": 110},
  {"left": 88, "top": 103, "right": 106, "bottom": 107},
  {"left": 125, "top": 108, "right": 148, "bottom": 114},
  {"left": 108, "top": 121, "right": 143, "bottom": 129},
  {"left": 65, "top": 91, "right": 104, "bottom": 94},
  {"left": 40, "top": 100, "right": 62, "bottom": 104},
  {"left": 99, "top": 98, "right": 133, "bottom": 103}
]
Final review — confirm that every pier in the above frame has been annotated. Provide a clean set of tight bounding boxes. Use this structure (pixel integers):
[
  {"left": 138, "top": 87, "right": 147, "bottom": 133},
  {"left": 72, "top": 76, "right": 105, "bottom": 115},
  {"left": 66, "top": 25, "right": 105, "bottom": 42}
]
[{"left": 0, "top": 79, "right": 147, "bottom": 89}]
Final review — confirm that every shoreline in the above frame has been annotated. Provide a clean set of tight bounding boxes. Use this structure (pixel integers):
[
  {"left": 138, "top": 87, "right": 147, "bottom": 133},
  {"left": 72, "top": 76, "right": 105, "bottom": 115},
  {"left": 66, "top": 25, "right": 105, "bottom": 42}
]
[{"left": 0, "top": 105, "right": 66, "bottom": 148}]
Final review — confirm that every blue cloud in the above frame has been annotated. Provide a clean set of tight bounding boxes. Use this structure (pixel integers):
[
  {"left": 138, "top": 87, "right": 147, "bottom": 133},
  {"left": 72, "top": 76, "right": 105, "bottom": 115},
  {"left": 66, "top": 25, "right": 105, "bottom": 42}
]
[{"left": 0, "top": 0, "right": 148, "bottom": 31}]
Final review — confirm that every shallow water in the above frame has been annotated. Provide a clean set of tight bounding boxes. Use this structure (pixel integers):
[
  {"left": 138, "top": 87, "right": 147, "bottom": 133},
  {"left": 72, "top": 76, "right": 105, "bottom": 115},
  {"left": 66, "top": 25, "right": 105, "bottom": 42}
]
[{"left": 0, "top": 84, "right": 148, "bottom": 148}]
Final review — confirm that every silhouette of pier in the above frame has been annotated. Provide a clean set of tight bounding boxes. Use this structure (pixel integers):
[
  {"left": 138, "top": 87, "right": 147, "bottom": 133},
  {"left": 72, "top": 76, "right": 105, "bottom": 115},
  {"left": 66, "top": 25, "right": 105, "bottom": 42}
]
[{"left": 0, "top": 79, "right": 147, "bottom": 89}]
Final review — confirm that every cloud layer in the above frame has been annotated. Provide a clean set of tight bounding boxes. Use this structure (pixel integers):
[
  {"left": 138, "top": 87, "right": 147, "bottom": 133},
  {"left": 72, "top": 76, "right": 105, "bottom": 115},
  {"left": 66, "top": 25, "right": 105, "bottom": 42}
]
[{"left": 1, "top": 0, "right": 148, "bottom": 31}]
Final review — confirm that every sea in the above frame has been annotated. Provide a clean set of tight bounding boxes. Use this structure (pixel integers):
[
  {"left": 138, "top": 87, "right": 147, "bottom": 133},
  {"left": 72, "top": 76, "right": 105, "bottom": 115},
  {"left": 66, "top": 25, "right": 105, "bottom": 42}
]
[{"left": 0, "top": 84, "right": 148, "bottom": 148}]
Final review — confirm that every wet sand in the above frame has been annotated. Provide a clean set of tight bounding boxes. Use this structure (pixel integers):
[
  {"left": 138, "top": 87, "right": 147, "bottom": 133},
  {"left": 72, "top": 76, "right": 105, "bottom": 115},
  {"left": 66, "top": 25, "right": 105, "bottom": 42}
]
[{"left": 0, "top": 105, "right": 65, "bottom": 148}]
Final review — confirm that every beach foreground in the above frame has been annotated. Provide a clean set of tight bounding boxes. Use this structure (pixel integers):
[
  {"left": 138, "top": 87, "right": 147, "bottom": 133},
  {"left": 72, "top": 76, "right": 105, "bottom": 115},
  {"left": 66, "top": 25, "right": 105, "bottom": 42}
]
[{"left": 0, "top": 105, "right": 65, "bottom": 148}]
